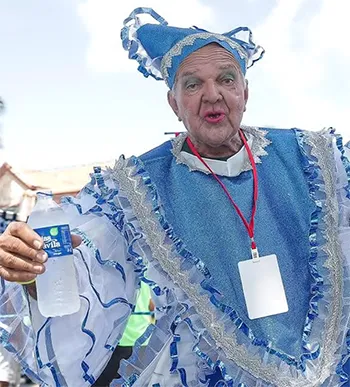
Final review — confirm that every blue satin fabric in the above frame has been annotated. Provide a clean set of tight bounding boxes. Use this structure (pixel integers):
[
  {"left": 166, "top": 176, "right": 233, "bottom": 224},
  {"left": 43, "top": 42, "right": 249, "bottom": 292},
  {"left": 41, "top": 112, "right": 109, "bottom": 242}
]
[{"left": 139, "top": 128, "right": 315, "bottom": 359}]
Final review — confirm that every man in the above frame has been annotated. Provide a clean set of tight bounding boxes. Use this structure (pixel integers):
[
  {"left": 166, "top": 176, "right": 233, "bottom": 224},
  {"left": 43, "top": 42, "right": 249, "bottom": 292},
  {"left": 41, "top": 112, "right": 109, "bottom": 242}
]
[{"left": 0, "top": 7, "right": 349, "bottom": 386}]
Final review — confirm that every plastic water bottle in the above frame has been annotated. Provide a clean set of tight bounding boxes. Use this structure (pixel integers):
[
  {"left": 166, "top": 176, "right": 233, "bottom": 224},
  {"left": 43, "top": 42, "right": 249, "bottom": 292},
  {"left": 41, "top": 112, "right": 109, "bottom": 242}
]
[{"left": 27, "top": 191, "right": 80, "bottom": 317}]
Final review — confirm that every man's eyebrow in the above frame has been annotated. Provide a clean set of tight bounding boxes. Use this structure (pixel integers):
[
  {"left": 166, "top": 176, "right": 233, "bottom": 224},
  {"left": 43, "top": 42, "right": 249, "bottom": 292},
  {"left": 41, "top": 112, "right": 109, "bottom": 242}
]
[
  {"left": 218, "top": 64, "right": 237, "bottom": 71},
  {"left": 178, "top": 70, "right": 200, "bottom": 78}
]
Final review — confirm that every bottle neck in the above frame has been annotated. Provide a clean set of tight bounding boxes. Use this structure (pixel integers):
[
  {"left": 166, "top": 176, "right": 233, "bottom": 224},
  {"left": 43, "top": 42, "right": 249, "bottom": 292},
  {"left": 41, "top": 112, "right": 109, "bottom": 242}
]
[{"left": 34, "top": 191, "right": 57, "bottom": 211}]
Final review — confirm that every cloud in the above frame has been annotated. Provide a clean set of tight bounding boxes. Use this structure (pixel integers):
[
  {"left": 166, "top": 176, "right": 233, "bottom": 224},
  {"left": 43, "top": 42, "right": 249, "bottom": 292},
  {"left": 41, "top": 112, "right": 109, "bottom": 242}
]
[
  {"left": 77, "top": 0, "right": 214, "bottom": 73},
  {"left": 245, "top": 0, "right": 350, "bottom": 137}
]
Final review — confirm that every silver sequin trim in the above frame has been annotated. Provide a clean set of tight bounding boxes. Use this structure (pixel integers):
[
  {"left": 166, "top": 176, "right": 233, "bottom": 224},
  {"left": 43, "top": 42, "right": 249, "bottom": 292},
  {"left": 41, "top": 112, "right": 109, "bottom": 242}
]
[
  {"left": 171, "top": 125, "right": 271, "bottom": 175},
  {"left": 110, "top": 129, "right": 343, "bottom": 386},
  {"left": 160, "top": 32, "right": 248, "bottom": 87},
  {"left": 301, "top": 130, "right": 344, "bottom": 385}
]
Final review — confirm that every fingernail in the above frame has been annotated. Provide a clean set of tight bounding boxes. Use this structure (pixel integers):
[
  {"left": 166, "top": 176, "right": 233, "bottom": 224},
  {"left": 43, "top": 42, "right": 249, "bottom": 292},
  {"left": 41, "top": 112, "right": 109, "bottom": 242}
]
[
  {"left": 36, "top": 252, "right": 48, "bottom": 262},
  {"left": 34, "top": 265, "right": 44, "bottom": 273},
  {"left": 33, "top": 240, "right": 43, "bottom": 249}
]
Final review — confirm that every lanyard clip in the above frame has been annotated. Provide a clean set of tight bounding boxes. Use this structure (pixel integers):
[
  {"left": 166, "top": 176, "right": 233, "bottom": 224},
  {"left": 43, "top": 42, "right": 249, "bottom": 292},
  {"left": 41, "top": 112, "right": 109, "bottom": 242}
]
[{"left": 252, "top": 246, "right": 260, "bottom": 262}]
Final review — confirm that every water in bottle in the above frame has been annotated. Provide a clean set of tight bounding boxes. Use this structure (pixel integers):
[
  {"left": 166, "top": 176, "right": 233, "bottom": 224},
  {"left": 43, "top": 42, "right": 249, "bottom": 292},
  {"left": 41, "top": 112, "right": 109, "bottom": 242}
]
[{"left": 27, "top": 191, "right": 80, "bottom": 317}]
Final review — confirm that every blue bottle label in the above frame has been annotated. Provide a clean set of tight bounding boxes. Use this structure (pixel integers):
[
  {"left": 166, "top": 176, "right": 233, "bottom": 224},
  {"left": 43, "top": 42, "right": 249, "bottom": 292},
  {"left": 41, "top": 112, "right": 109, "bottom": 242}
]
[{"left": 34, "top": 224, "right": 73, "bottom": 258}]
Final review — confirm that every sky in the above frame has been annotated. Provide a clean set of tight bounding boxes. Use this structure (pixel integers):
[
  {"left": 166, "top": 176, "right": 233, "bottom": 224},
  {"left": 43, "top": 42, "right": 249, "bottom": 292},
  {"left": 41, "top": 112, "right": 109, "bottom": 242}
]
[{"left": 0, "top": 0, "right": 349, "bottom": 170}]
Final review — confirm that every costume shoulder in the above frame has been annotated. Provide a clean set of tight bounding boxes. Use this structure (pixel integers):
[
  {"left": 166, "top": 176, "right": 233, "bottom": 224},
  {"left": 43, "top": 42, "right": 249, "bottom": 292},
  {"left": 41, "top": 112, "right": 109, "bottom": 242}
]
[
  {"left": 256, "top": 126, "right": 300, "bottom": 140},
  {"left": 139, "top": 139, "right": 173, "bottom": 164},
  {"left": 254, "top": 125, "right": 336, "bottom": 152}
]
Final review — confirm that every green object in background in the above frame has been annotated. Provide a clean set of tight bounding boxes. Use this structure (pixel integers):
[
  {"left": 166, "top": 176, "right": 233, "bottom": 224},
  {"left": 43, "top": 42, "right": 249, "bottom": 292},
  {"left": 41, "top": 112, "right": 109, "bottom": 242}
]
[{"left": 119, "top": 281, "right": 153, "bottom": 346}]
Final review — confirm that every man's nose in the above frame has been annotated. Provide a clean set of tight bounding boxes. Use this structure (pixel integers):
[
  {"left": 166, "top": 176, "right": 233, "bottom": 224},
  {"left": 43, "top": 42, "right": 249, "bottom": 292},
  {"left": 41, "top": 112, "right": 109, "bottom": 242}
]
[{"left": 202, "top": 80, "right": 222, "bottom": 103}]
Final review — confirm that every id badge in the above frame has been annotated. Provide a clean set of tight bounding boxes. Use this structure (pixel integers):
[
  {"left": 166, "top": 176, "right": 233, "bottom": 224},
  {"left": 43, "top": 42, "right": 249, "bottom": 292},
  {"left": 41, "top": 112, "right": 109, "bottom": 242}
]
[{"left": 238, "top": 254, "right": 288, "bottom": 320}]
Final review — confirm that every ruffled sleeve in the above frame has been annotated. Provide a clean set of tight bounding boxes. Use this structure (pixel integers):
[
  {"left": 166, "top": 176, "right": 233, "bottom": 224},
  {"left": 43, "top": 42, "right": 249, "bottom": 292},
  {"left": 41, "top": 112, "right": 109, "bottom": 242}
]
[{"left": 0, "top": 166, "right": 140, "bottom": 386}]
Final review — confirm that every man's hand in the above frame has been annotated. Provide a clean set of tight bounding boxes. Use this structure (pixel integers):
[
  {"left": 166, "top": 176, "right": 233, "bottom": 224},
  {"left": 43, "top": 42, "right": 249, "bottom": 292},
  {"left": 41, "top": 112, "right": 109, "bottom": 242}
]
[{"left": 0, "top": 222, "right": 82, "bottom": 284}]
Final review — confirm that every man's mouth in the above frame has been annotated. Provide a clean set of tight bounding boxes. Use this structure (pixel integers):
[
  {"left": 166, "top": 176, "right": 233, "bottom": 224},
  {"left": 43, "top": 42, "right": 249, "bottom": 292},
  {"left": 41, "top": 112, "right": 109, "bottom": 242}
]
[{"left": 204, "top": 112, "right": 226, "bottom": 124}]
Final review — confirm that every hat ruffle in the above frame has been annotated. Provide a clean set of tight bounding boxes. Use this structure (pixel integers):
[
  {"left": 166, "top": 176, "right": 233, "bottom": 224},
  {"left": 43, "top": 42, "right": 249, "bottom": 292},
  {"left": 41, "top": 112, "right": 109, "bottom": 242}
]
[{"left": 121, "top": 7, "right": 265, "bottom": 88}]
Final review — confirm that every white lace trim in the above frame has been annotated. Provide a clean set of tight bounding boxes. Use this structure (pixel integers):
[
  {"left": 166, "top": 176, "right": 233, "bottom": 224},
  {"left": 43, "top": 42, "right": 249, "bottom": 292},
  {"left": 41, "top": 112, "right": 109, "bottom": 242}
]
[{"left": 171, "top": 125, "right": 271, "bottom": 176}]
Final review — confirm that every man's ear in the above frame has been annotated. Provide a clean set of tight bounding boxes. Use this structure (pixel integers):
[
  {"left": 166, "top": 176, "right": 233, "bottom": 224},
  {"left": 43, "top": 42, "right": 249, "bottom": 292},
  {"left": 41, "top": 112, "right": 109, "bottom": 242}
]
[
  {"left": 243, "top": 79, "right": 249, "bottom": 112},
  {"left": 167, "top": 90, "right": 180, "bottom": 118}
]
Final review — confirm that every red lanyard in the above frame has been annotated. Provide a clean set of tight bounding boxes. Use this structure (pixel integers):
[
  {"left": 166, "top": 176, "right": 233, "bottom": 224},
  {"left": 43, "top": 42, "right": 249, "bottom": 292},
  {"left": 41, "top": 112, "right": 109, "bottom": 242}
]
[{"left": 186, "top": 130, "right": 259, "bottom": 255}]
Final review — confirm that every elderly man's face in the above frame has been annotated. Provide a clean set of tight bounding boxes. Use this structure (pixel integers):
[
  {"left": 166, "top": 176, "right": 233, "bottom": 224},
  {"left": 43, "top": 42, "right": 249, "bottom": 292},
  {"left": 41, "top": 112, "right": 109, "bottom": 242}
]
[{"left": 168, "top": 44, "right": 248, "bottom": 156}]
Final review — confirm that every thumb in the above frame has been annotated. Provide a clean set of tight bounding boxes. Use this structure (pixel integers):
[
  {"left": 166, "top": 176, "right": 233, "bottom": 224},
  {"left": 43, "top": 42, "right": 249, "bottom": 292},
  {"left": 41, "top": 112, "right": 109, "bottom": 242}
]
[{"left": 71, "top": 234, "right": 82, "bottom": 248}]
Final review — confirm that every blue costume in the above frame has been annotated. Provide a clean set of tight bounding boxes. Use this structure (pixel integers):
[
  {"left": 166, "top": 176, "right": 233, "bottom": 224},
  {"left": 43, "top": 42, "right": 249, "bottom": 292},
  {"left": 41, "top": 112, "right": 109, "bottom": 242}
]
[{"left": 0, "top": 7, "right": 349, "bottom": 387}]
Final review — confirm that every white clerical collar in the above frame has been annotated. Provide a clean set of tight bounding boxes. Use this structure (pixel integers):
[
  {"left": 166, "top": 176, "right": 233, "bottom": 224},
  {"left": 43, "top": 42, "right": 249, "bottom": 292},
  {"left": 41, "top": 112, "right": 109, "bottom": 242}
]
[
  {"left": 171, "top": 126, "right": 271, "bottom": 177},
  {"left": 179, "top": 136, "right": 253, "bottom": 177}
]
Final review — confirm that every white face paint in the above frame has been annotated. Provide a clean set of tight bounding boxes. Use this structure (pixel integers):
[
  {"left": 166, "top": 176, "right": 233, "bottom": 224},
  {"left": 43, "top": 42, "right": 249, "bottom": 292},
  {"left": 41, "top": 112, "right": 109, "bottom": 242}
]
[{"left": 168, "top": 43, "right": 249, "bottom": 158}]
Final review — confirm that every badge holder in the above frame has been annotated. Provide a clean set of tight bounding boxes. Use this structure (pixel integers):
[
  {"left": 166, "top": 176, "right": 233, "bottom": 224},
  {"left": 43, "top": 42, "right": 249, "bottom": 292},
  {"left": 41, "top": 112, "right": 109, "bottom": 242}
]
[{"left": 238, "top": 246, "right": 288, "bottom": 320}]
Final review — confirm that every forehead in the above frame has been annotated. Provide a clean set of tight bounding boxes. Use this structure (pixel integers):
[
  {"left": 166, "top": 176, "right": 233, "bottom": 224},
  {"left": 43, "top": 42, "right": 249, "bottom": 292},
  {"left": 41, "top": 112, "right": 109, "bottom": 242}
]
[{"left": 176, "top": 43, "right": 241, "bottom": 78}]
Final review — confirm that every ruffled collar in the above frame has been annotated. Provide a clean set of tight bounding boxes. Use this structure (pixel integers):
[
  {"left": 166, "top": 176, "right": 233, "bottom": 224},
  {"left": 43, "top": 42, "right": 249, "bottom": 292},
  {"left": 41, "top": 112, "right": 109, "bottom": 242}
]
[{"left": 171, "top": 125, "right": 271, "bottom": 177}]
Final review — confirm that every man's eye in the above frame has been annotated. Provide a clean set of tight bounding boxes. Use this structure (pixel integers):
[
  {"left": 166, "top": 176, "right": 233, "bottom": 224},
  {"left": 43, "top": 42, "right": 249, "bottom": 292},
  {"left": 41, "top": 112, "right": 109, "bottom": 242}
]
[
  {"left": 222, "top": 78, "right": 234, "bottom": 85},
  {"left": 186, "top": 83, "right": 198, "bottom": 90}
]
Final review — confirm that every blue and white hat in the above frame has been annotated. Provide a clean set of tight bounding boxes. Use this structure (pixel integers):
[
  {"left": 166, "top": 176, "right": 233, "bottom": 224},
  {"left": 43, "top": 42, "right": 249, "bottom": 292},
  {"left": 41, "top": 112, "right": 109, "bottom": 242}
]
[{"left": 121, "top": 7, "right": 265, "bottom": 89}]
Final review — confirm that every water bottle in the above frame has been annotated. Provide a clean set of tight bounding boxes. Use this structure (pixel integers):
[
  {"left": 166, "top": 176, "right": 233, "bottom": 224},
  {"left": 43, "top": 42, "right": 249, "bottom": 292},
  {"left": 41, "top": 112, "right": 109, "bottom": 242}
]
[{"left": 27, "top": 191, "right": 80, "bottom": 317}]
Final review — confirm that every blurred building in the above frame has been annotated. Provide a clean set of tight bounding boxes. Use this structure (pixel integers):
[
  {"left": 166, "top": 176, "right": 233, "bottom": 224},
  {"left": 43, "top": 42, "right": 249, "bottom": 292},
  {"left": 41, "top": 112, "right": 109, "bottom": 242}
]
[{"left": 0, "top": 160, "right": 114, "bottom": 232}]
